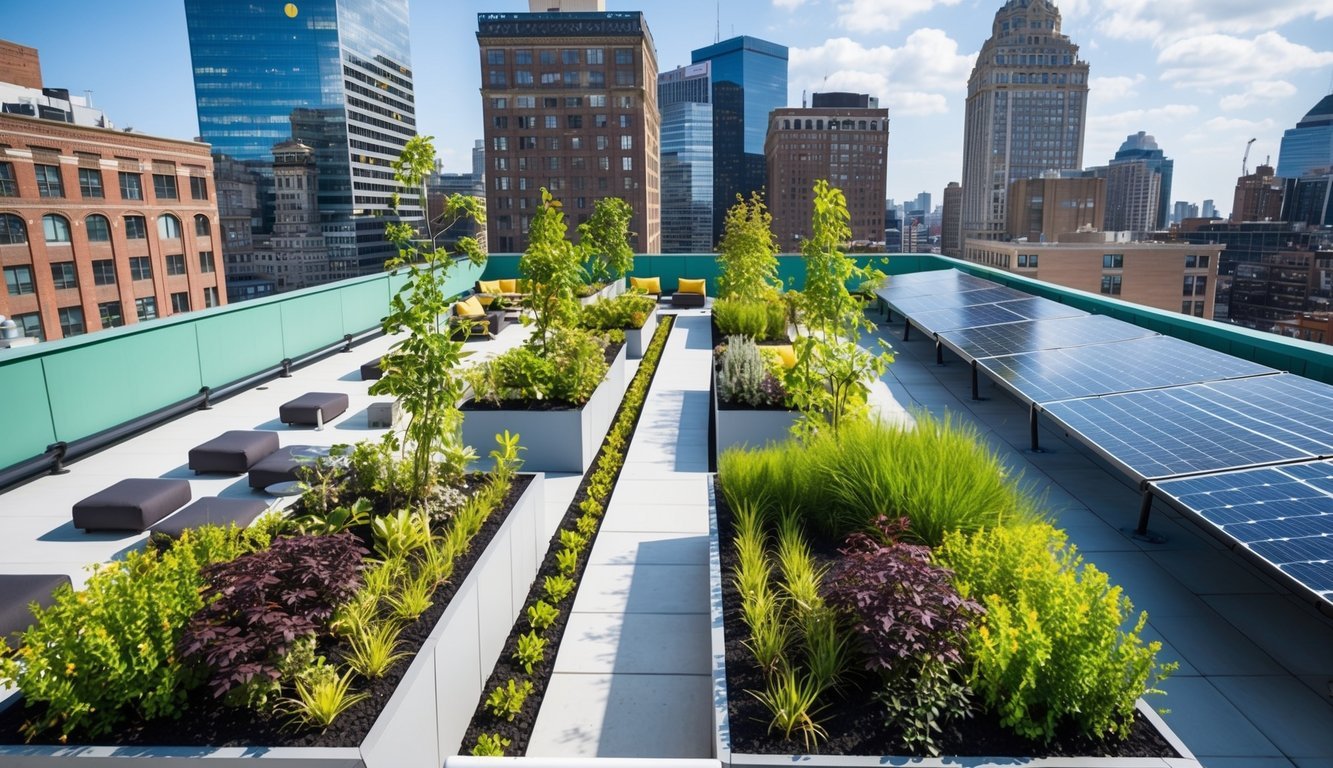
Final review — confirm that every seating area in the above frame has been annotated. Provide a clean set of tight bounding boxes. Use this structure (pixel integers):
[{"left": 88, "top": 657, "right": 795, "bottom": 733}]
[
  {"left": 278, "top": 391, "right": 349, "bottom": 427},
  {"left": 72, "top": 478, "right": 193, "bottom": 533},
  {"left": 671, "top": 277, "right": 708, "bottom": 308},
  {"left": 475, "top": 277, "right": 529, "bottom": 308},
  {"left": 188, "top": 430, "right": 280, "bottom": 474},
  {"left": 450, "top": 294, "right": 508, "bottom": 340}
]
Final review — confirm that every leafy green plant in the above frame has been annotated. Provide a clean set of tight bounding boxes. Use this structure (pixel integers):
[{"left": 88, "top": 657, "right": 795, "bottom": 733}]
[
  {"left": 800, "top": 606, "right": 849, "bottom": 694},
  {"left": 528, "top": 600, "right": 560, "bottom": 631},
  {"left": 717, "top": 191, "right": 781, "bottom": 301},
  {"left": 291, "top": 496, "right": 372, "bottom": 536},
  {"left": 471, "top": 733, "right": 511, "bottom": 756},
  {"left": 345, "top": 619, "right": 408, "bottom": 678},
  {"left": 371, "top": 507, "right": 433, "bottom": 561},
  {"left": 581, "top": 293, "right": 656, "bottom": 331},
  {"left": 579, "top": 196, "right": 635, "bottom": 284},
  {"left": 741, "top": 590, "right": 788, "bottom": 676},
  {"left": 387, "top": 569, "right": 434, "bottom": 621},
  {"left": 544, "top": 574, "right": 575, "bottom": 603},
  {"left": 717, "top": 336, "right": 787, "bottom": 407},
  {"left": 280, "top": 661, "right": 368, "bottom": 729},
  {"left": 340, "top": 435, "right": 414, "bottom": 509},
  {"left": 575, "top": 511, "right": 600, "bottom": 537},
  {"left": 514, "top": 630, "right": 548, "bottom": 674},
  {"left": 467, "top": 326, "right": 609, "bottom": 406},
  {"left": 521, "top": 188, "right": 585, "bottom": 353},
  {"left": 750, "top": 662, "right": 829, "bottom": 750},
  {"left": 713, "top": 297, "right": 787, "bottom": 341},
  {"left": 775, "top": 514, "right": 824, "bottom": 613},
  {"left": 555, "top": 547, "right": 580, "bottom": 575},
  {"left": 486, "top": 678, "right": 534, "bottom": 721}
]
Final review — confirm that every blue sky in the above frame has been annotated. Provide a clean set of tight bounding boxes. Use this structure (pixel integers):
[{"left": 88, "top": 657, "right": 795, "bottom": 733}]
[{"left": 6, "top": 0, "right": 1333, "bottom": 217}]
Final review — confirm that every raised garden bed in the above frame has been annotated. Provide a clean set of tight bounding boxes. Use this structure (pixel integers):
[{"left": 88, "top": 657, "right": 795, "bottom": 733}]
[
  {"left": 624, "top": 306, "right": 658, "bottom": 359},
  {"left": 577, "top": 280, "right": 624, "bottom": 306},
  {"left": 712, "top": 367, "right": 801, "bottom": 456},
  {"left": 0, "top": 473, "right": 548, "bottom": 767}
]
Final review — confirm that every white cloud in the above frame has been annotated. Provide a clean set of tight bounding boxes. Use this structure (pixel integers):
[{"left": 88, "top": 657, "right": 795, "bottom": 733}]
[
  {"left": 1083, "top": 105, "right": 1199, "bottom": 164},
  {"left": 1089, "top": 0, "right": 1333, "bottom": 44},
  {"left": 771, "top": 0, "right": 809, "bottom": 8},
  {"left": 833, "top": 0, "right": 962, "bottom": 33},
  {"left": 789, "top": 30, "right": 975, "bottom": 115},
  {"left": 1219, "top": 81, "right": 1299, "bottom": 111},
  {"left": 1089, "top": 74, "right": 1145, "bottom": 104},
  {"left": 1157, "top": 32, "right": 1333, "bottom": 89}
]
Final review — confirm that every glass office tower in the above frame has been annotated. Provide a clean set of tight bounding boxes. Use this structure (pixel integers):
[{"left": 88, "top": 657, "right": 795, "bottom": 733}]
[
  {"left": 691, "top": 36, "right": 787, "bottom": 242},
  {"left": 185, "top": 0, "right": 418, "bottom": 275},
  {"left": 659, "top": 63, "right": 714, "bottom": 253},
  {"left": 1277, "top": 95, "right": 1333, "bottom": 180}
]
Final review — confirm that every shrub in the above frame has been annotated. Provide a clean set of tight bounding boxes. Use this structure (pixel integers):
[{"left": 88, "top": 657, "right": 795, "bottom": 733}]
[
  {"left": 180, "top": 533, "right": 368, "bottom": 704},
  {"left": 717, "top": 336, "right": 786, "bottom": 407},
  {"left": 467, "top": 326, "right": 609, "bottom": 406},
  {"left": 579, "top": 196, "right": 635, "bottom": 284},
  {"left": 581, "top": 293, "right": 656, "bottom": 331},
  {"left": 714, "top": 297, "right": 788, "bottom": 341},
  {"left": 717, "top": 192, "right": 780, "bottom": 301},
  {"left": 936, "top": 522, "right": 1176, "bottom": 742}
]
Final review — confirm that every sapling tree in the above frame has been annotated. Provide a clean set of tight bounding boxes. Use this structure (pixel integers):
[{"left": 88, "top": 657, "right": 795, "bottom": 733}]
[
  {"left": 578, "top": 196, "right": 634, "bottom": 285},
  {"left": 717, "top": 192, "right": 781, "bottom": 301},
  {"left": 520, "top": 188, "right": 585, "bottom": 353}
]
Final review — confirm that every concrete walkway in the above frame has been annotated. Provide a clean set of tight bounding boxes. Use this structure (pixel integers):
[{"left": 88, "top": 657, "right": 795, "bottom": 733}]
[{"left": 528, "top": 311, "right": 715, "bottom": 758}]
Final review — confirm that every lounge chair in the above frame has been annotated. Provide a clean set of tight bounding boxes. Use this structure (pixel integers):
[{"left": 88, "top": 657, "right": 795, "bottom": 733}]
[{"left": 672, "top": 277, "right": 708, "bottom": 308}]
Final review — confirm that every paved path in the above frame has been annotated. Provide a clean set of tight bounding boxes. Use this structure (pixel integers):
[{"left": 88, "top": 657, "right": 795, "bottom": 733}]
[{"left": 527, "top": 311, "right": 715, "bottom": 758}]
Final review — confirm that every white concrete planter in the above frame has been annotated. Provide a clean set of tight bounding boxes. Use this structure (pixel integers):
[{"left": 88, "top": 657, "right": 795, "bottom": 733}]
[
  {"left": 577, "top": 281, "right": 622, "bottom": 306},
  {"left": 624, "top": 308, "right": 658, "bottom": 360},
  {"left": 706, "top": 479, "right": 1202, "bottom": 768},
  {"left": 712, "top": 367, "right": 800, "bottom": 456},
  {"left": 462, "top": 344, "right": 627, "bottom": 473},
  {"left": 0, "top": 474, "right": 549, "bottom": 768}
]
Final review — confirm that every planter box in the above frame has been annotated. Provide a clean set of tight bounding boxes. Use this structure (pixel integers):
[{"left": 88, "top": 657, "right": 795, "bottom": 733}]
[
  {"left": 712, "top": 366, "right": 800, "bottom": 456},
  {"left": 706, "top": 479, "right": 1202, "bottom": 768},
  {"left": 461, "top": 344, "right": 627, "bottom": 474},
  {"left": 0, "top": 474, "right": 549, "bottom": 768},
  {"left": 624, "top": 307, "right": 658, "bottom": 360},
  {"left": 577, "top": 280, "right": 623, "bottom": 306}
]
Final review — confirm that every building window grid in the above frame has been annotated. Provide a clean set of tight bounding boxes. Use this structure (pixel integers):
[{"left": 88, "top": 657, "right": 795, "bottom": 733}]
[
  {"left": 99, "top": 301, "right": 124, "bottom": 328},
  {"left": 190, "top": 176, "right": 209, "bottom": 200},
  {"left": 78, "top": 168, "right": 104, "bottom": 198},
  {"left": 0, "top": 162, "right": 16, "bottom": 196},
  {"left": 58, "top": 306, "right": 85, "bottom": 337},
  {"left": 50, "top": 262, "right": 78, "bottom": 290},
  {"left": 34, "top": 164, "right": 64, "bottom": 197},
  {"left": 92, "top": 259, "right": 116, "bottom": 285},
  {"left": 171, "top": 292, "right": 190, "bottom": 313},
  {"left": 119, "top": 171, "right": 143, "bottom": 200},
  {"left": 135, "top": 296, "right": 158, "bottom": 321},
  {"left": 129, "top": 255, "right": 152, "bottom": 281},
  {"left": 152, "top": 174, "right": 177, "bottom": 200},
  {"left": 4, "top": 265, "right": 34, "bottom": 296},
  {"left": 124, "top": 215, "right": 147, "bottom": 239}
]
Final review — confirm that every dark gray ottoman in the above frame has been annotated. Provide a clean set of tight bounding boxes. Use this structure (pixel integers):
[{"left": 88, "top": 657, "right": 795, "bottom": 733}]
[
  {"left": 0, "top": 573, "right": 71, "bottom": 640},
  {"left": 73, "top": 478, "right": 192, "bottom": 532},
  {"left": 279, "top": 392, "right": 349, "bottom": 426},
  {"left": 671, "top": 292, "right": 706, "bottom": 308},
  {"left": 188, "top": 430, "right": 280, "bottom": 474},
  {"left": 248, "top": 445, "right": 326, "bottom": 491},
  {"left": 151, "top": 497, "right": 270, "bottom": 539},
  {"left": 360, "top": 357, "right": 384, "bottom": 380}
]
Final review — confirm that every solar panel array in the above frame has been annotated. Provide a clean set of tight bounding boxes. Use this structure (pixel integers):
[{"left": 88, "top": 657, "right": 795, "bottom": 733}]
[{"left": 878, "top": 268, "right": 1332, "bottom": 606}]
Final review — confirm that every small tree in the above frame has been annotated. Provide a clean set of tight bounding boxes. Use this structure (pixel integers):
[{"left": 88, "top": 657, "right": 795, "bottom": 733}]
[
  {"left": 370, "top": 135, "right": 484, "bottom": 499},
  {"left": 521, "top": 189, "right": 585, "bottom": 353},
  {"left": 717, "top": 192, "right": 781, "bottom": 301},
  {"left": 579, "top": 196, "right": 634, "bottom": 284}
]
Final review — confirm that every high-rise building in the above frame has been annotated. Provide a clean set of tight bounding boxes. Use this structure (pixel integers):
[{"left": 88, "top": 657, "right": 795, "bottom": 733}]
[
  {"left": 961, "top": 0, "right": 1089, "bottom": 242},
  {"left": 1277, "top": 94, "right": 1333, "bottom": 179},
  {"left": 1283, "top": 174, "right": 1333, "bottom": 228},
  {"left": 1232, "top": 164, "right": 1284, "bottom": 223},
  {"left": 184, "top": 0, "right": 418, "bottom": 276},
  {"left": 1173, "top": 200, "right": 1199, "bottom": 225},
  {"left": 257, "top": 141, "right": 335, "bottom": 291},
  {"left": 913, "top": 192, "right": 932, "bottom": 216},
  {"left": 658, "top": 62, "right": 714, "bottom": 253},
  {"left": 765, "top": 93, "right": 889, "bottom": 247},
  {"left": 1107, "top": 131, "right": 1173, "bottom": 230},
  {"left": 1202, "top": 199, "right": 1217, "bottom": 219},
  {"left": 1103, "top": 160, "right": 1160, "bottom": 236},
  {"left": 1003, "top": 174, "right": 1103, "bottom": 243},
  {"left": 691, "top": 36, "right": 788, "bottom": 242},
  {"left": 941, "top": 182, "right": 963, "bottom": 257},
  {"left": 477, "top": 10, "right": 661, "bottom": 253}
]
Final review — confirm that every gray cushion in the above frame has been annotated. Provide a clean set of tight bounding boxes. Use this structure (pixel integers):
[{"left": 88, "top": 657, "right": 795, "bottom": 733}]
[
  {"left": 0, "top": 573, "right": 71, "bottom": 641},
  {"left": 151, "top": 497, "right": 269, "bottom": 539},
  {"left": 671, "top": 291, "right": 706, "bottom": 308},
  {"left": 188, "top": 430, "right": 280, "bottom": 474},
  {"left": 73, "top": 478, "right": 192, "bottom": 532},
  {"left": 360, "top": 357, "right": 384, "bottom": 380},
  {"left": 279, "top": 391, "right": 349, "bottom": 425},
  {"left": 248, "top": 445, "right": 325, "bottom": 491}
]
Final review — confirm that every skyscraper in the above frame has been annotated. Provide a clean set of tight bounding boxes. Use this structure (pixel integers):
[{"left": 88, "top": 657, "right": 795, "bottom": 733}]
[
  {"left": 1109, "top": 131, "right": 1173, "bottom": 230},
  {"left": 941, "top": 182, "right": 962, "bottom": 257},
  {"left": 1232, "top": 165, "right": 1284, "bottom": 223},
  {"left": 477, "top": 9, "right": 661, "bottom": 253},
  {"left": 961, "top": 0, "right": 1089, "bottom": 243},
  {"left": 1103, "top": 160, "right": 1160, "bottom": 235},
  {"left": 691, "top": 36, "right": 788, "bottom": 241},
  {"left": 659, "top": 62, "right": 714, "bottom": 253},
  {"left": 184, "top": 0, "right": 418, "bottom": 276},
  {"left": 1277, "top": 94, "right": 1333, "bottom": 179}
]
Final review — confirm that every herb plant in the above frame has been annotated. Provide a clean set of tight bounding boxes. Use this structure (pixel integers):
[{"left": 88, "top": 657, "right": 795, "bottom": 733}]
[
  {"left": 471, "top": 733, "right": 511, "bottom": 756},
  {"left": 514, "top": 631, "right": 547, "bottom": 674},
  {"left": 486, "top": 678, "right": 534, "bottom": 721}
]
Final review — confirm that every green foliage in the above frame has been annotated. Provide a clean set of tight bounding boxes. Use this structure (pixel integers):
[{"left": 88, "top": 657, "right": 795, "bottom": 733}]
[
  {"left": 280, "top": 661, "right": 368, "bottom": 729},
  {"left": 544, "top": 574, "right": 576, "bottom": 603},
  {"left": 0, "top": 526, "right": 255, "bottom": 740},
  {"left": 527, "top": 600, "right": 560, "bottom": 632},
  {"left": 340, "top": 436, "right": 415, "bottom": 510},
  {"left": 555, "top": 547, "right": 580, "bottom": 575},
  {"left": 486, "top": 678, "right": 534, "bottom": 721},
  {"left": 775, "top": 514, "right": 824, "bottom": 612},
  {"left": 716, "top": 335, "right": 787, "bottom": 407},
  {"left": 471, "top": 733, "right": 511, "bottom": 756},
  {"left": 713, "top": 297, "right": 788, "bottom": 341},
  {"left": 581, "top": 293, "right": 657, "bottom": 331},
  {"left": 717, "top": 192, "right": 781, "bottom": 301},
  {"left": 514, "top": 630, "right": 548, "bottom": 674},
  {"left": 371, "top": 135, "right": 481, "bottom": 500},
  {"left": 750, "top": 662, "right": 829, "bottom": 750},
  {"left": 386, "top": 569, "right": 434, "bottom": 621},
  {"left": 291, "top": 496, "right": 372, "bottom": 536},
  {"left": 936, "top": 522, "right": 1176, "bottom": 742},
  {"left": 521, "top": 188, "right": 585, "bottom": 353},
  {"left": 371, "top": 508, "right": 433, "bottom": 561},
  {"left": 880, "top": 656, "right": 974, "bottom": 757},
  {"left": 345, "top": 619, "right": 408, "bottom": 679},
  {"left": 579, "top": 196, "right": 635, "bottom": 283},
  {"left": 466, "top": 326, "right": 610, "bottom": 406}
]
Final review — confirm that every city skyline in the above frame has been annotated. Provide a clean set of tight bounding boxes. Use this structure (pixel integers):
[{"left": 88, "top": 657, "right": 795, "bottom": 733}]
[{"left": 6, "top": 0, "right": 1332, "bottom": 219}]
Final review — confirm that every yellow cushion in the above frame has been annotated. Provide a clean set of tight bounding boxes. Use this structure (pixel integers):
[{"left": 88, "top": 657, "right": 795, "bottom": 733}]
[
  {"left": 678, "top": 278, "right": 706, "bottom": 295},
  {"left": 771, "top": 344, "right": 797, "bottom": 369},
  {"left": 455, "top": 295, "right": 486, "bottom": 318},
  {"left": 631, "top": 276, "right": 661, "bottom": 294},
  {"left": 498, "top": 278, "right": 518, "bottom": 293},
  {"left": 478, "top": 279, "right": 502, "bottom": 294}
]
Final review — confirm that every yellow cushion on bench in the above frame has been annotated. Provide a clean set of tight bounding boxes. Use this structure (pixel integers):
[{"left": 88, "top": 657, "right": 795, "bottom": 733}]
[
  {"left": 678, "top": 278, "right": 706, "bottom": 295},
  {"left": 478, "top": 279, "right": 502, "bottom": 294},
  {"left": 631, "top": 276, "right": 661, "bottom": 294},
  {"left": 769, "top": 344, "right": 797, "bottom": 369},
  {"left": 454, "top": 295, "right": 486, "bottom": 318},
  {"left": 499, "top": 278, "right": 518, "bottom": 293}
]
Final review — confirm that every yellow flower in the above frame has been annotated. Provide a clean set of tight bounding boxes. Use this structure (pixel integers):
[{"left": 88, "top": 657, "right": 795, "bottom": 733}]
[{"left": 65, "top": 663, "right": 75, "bottom": 675}]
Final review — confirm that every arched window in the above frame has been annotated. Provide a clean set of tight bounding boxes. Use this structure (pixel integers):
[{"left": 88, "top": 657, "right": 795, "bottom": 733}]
[
  {"left": 870, "top": 121, "right": 878, "bottom": 131},
  {"left": 804, "top": 119, "right": 812, "bottom": 129},
  {"left": 0, "top": 213, "right": 26, "bottom": 245},
  {"left": 858, "top": 120, "right": 866, "bottom": 130},
  {"left": 816, "top": 120, "right": 824, "bottom": 130},
  {"left": 86, "top": 214, "right": 111, "bottom": 242},
  {"left": 157, "top": 213, "right": 182, "bottom": 240},
  {"left": 194, "top": 214, "right": 211, "bottom": 237},
  {"left": 782, "top": 119, "right": 790, "bottom": 130},
  {"left": 842, "top": 120, "right": 854, "bottom": 129},
  {"left": 43, "top": 214, "right": 71, "bottom": 243}
]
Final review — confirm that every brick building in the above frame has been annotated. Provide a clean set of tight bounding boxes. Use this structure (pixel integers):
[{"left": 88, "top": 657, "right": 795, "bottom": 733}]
[{"left": 0, "top": 113, "right": 223, "bottom": 342}]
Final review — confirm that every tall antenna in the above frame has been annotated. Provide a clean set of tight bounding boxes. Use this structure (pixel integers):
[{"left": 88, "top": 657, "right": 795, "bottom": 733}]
[{"left": 715, "top": 0, "right": 720, "bottom": 44}]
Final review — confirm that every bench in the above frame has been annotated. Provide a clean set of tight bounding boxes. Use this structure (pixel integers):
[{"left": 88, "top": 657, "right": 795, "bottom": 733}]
[
  {"left": 151, "top": 497, "right": 270, "bottom": 539},
  {"left": 248, "top": 445, "right": 327, "bottom": 491},
  {"left": 360, "top": 356, "right": 384, "bottom": 381},
  {"left": 73, "top": 478, "right": 192, "bottom": 533},
  {"left": 279, "top": 391, "right": 349, "bottom": 427},
  {"left": 671, "top": 277, "right": 708, "bottom": 308},
  {"left": 0, "top": 573, "right": 71, "bottom": 641},
  {"left": 188, "top": 430, "right": 280, "bottom": 474}
]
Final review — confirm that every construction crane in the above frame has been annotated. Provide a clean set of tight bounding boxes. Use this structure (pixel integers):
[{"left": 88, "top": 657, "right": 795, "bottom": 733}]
[{"left": 1242, "top": 137, "right": 1257, "bottom": 177}]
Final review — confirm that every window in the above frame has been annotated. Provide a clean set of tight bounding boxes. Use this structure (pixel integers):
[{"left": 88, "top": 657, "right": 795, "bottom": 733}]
[
  {"left": 614, "top": 48, "right": 633, "bottom": 65},
  {"left": 199, "top": 251, "right": 215, "bottom": 273},
  {"left": 129, "top": 255, "right": 152, "bottom": 281},
  {"left": 135, "top": 296, "right": 158, "bottom": 321},
  {"left": 570, "top": 137, "right": 582, "bottom": 150},
  {"left": 166, "top": 254, "right": 186, "bottom": 276},
  {"left": 544, "top": 115, "right": 557, "bottom": 129},
  {"left": 493, "top": 136, "right": 508, "bottom": 151},
  {"left": 92, "top": 259, "right": 116, "bottom": 285},
  {"left": 515, "top": 50, "right": 532, "bottom": 65},
  {"left": 43, "top": 214, "right": 71, "bottom": 243},
  {"left": 493, "top": 115, "right": 509, "bottom": 129},
  {"left": 157, "top": 214, "right": 182, "bottom": 240},
  {"left": 86, "top": 214, "right": 111, "bottom": 242},
  {"left": 1100, "top": 275, "right": 1122, "bottom": 295},
  {"left": 4, "top": 265, "right": 34, "bottom": 296},
  {"left": 564, "top": 97, "right": 582, "bottom": 108},
  {"left": 153, "top": 173, "right": 177, "bottom": 200},
  {"left": 119, "top": 171, "right": 143, "bottom": 200},
  {"left": 98, "top": 301, "right": 124, "bottom": 329},
  {"left": 50, "top": 262, "right": 77, "bottom": 290},
  {"left": 562, "top": 49, "right": 579, "bottom": 65},
  {"left": 615, "top": 70, "right": 635, "bottom": 86},
  {"left": 486, "top": 49, "right": 504, "bottom": 65},
  {"left": 589, "top": 95, "right": 606, "bottom": 107},
  {"left": 194, "top": 215, "right": 210, "bottom": 236},
  {"left": 0, "top": 161, "right": 16, "bottom": 196},
  {"left": 0, "top": 213, "right": 27, "bottom": 244},
  {"left": 515, "top": 96, "right": 534, "bottom": 108},
  {"left": 1102, "top": 253, "right": 1124, "bottom": 269},
  {"left": 190, "top": 176, "right": 209, "bottom": 200},
  {"left": 620, "top": 135, "right": 633, "bottom": 150},
  {"left": 171, "top": 291, "right": 190, "bottom": 314},
  {"left": 586, "top": 48, "right": 604, "bottom": 65},
  {"left": 567, "top": 115, "right": 582, "bottom": 129},
  {"left": 124, "top": 215, "right": 147, "bottom": 239},
  {"left": 34, "top": 164, "right": 64, "bottom": 197},
  {"left": 14, "top": 312, "right": 41, "bottom": 341},
  {"left": 540, "top": 50, "right": 556, "bottom": 65},
  {"left": 78, "top": 168, "right": 104, "bottom": 198},
  {"left": 514, "top": 70, "right": 533, "bottom": 85},
  {"left": 58, "top": 306, "right": 86, "bottom": 337},
  {"left": 1193, "top": 301, "right": 1205, "bottom": 317},
  {"left": 1197, "top": 255, "right": 1210, "bottom": 269},
  {"left": 490, "top": 97, "right": 508, "bottom": 109},
  {"left": 621, "top": 157, "right": 633, "bottom": 171},
  {"left": 203, "top": 286, "right": 220, "bottom": 308},
  {"left": 488, "top": 70, "right": 506, "bottom": 87}
]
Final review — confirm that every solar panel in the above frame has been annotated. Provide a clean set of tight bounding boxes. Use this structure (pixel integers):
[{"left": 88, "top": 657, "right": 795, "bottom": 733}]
[
  {"left": 938, "top": 314, "right": 1157, "bottom": 360},
  {"left": 908, "top": 302, "right": 1027, "bottom": 335},
  {"left": 889, "top": 286, "right": 1028, "bottom": 315},
  {"left": 1152, "top": 461, "right": 1333, "bottom": 603},
  {"left": 993, "top": 297, "right": 1088, "bottom": 322},
  {"left": 978, "top": 336, "right": 1279, "bottom": 405},
  {"left": 1193, "top": 375, "right": 1333, "bottom": 456},
  {"left": 878, "top": 270, "right": 998, "bottom": 302}
]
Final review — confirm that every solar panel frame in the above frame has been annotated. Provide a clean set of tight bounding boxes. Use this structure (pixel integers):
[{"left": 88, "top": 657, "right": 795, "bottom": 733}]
[{"left": 937, "top": 314, "right": 1158, "bottom": 361}]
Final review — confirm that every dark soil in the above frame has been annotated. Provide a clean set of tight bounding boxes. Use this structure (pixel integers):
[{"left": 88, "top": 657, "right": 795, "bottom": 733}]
[
  {"left": 713, "top": 484, "right": 1180, "bottom": 759},
  {"left": 0, "top": 474, "right": 534, "bottom": 749},
  {"left": 461, "top": 318, "right": 674, "bottom": 755},
  {"left": 460, "top": 340, "right": 626, "bottom": 412}
]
